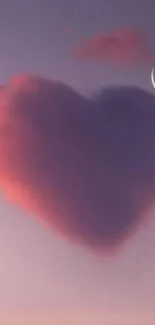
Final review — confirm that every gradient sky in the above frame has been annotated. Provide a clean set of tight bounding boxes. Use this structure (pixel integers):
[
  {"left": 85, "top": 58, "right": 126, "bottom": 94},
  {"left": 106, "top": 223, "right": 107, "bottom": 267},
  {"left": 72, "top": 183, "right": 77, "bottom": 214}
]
[{"left": 0, "top": 0, "right": 155, "bottom": 324}]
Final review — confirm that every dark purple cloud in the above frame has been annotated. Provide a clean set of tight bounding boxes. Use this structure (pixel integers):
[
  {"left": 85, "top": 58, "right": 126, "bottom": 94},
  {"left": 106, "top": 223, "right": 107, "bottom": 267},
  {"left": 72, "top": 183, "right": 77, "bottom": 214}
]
[{"left": 0, "top": 74, "right": 155, "bottom": 253}]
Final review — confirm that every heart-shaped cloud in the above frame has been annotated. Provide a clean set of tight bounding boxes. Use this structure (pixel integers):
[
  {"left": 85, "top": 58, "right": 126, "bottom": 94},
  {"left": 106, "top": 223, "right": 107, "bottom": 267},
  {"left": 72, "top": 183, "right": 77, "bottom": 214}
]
[{"left": 0, "top": 74, "right": 155, "bottom": 254}]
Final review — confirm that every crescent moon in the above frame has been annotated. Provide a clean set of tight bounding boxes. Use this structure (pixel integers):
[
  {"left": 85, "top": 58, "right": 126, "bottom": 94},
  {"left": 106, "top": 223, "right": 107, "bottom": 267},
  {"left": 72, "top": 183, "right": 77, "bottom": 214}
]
[{"left": 151, "top": 67, "right": 155, "bottom": 88}]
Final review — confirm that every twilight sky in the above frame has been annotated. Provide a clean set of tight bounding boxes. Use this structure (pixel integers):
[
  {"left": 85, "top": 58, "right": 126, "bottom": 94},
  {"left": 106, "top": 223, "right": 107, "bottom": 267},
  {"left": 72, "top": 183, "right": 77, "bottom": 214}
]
[{"left": 0, "top": 0, "right": 155, "bottom": 324}]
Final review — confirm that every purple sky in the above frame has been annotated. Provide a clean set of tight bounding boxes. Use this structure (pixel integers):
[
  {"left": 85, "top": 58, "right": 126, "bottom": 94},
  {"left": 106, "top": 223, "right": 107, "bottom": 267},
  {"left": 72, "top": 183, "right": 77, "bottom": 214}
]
[{"left": 0, "top": 0, "right": 155, "bottom": 324}]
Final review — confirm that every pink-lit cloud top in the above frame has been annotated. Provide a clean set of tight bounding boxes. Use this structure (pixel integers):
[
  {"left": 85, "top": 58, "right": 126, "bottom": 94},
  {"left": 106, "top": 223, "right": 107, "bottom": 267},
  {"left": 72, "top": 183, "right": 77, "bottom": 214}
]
[
  {"left": 73, "top": 27, "right": 155, "bottom": 66},
  {"left": 0, "top": 74, "right": 155, "bottom": 254}
]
